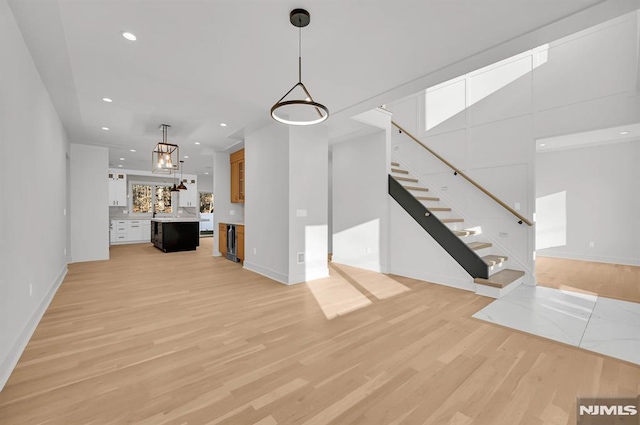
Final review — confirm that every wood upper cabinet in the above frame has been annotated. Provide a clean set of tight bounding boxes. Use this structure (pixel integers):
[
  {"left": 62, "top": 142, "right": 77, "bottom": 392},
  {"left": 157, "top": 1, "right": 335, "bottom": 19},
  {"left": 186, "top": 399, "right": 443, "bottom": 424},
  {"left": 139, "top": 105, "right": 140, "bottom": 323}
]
[
  {"left": 218, "top": 223, "right": 227, "bottom": 256},
  {"left": 230, "top": 149, "right": 245, "bottom": 203}
]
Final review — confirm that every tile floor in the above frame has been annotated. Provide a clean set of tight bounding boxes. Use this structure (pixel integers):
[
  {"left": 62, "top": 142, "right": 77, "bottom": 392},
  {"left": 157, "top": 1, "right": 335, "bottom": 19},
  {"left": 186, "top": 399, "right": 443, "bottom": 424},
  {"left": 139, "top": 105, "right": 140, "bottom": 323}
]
[{"left": 473, "top": 285, "right": 640, "bottom": 364}]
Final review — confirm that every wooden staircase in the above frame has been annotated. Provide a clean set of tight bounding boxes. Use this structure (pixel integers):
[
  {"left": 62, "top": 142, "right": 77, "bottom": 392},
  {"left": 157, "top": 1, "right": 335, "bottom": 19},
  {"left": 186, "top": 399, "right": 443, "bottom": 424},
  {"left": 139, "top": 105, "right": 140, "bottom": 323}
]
[{"left": 390, "top": 162, "right": 525, "bottom": 298}]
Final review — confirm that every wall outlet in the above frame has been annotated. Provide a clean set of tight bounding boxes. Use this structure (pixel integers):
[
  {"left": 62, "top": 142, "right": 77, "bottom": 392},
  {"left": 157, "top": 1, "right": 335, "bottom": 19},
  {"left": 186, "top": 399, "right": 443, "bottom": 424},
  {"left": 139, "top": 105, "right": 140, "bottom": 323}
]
[
  {"left": 499, "top": 232, "right": 508, "bottom": 238},
  {"left": 297, "top": 252, "right": 305, "bottom": 264},
  {"left": 230, "top": 210, "right": 235, "bottom": 216},
  {"left": 366, "top": 246, "right": 372, "bottom": 254},
  {"left": 441, "top": 186, "right": 448, "bottom": 192},
  {"left": 589, "top": 241, "right": 595, "bottom": 248},
  {"left": 253, "top": 248, "right": 257, "bottom": 255},
  {"left": 514, "top": 202, "right": 521, "bottom": 211}
]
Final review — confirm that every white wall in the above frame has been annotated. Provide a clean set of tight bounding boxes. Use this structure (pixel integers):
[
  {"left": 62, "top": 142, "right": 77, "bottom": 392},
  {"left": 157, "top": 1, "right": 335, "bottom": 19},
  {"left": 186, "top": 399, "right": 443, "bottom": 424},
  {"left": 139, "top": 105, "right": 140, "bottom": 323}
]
[
  {"left": 288, "top": 125, "right": 329, "bottom": 283},
  {"left": 244, "top": 124, "right": 290, "bottom": 281},
  {"left": 244, "top": 123, "right": 329, "bottom": 284},
  {"left": 197, "top": 174, "right": 213, "bottom": 193},
  {"left": 70, "top": 144, "right": 109, "bottom": 262},
  {"left": 332, "top": 131, "right": 389, "bottom": 272},
  {"left": 536, "top": 141, "right": 640, "bottom": 266},
  {"left": 0, "top": 0, "right": 69, "bottom": 390}
]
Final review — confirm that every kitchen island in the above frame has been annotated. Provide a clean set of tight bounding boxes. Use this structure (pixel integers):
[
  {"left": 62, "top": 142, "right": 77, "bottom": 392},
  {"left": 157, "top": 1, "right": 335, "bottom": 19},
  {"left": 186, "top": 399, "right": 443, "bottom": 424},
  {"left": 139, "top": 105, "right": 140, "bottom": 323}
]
[{"left": 151, "top": 218, "right": 200, "bottom": 252}]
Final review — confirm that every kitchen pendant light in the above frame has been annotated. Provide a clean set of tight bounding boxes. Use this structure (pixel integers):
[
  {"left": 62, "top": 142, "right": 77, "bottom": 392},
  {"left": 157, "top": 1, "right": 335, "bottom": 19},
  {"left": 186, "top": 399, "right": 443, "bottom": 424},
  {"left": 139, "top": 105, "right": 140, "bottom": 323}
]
[
  {"left": 152, "top": 124, "right": 179, "bottom": 174},
  {"left": 177, "top": 160, "right": 187, "bottom": 190},
  {"left": 271, "top": 9, "right": 329, "bottom": 126}
]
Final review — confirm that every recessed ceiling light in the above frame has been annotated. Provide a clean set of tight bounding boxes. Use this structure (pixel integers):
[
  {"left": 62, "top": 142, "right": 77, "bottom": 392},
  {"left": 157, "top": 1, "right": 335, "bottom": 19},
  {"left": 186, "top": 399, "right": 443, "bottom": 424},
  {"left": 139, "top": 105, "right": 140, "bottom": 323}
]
[
  {"left": 539, "top": 143, "right": 546, "bottom": 147},
  {"left": 119, "top": 158, "right": 125, "bottom": 161},
  {"left": 118, "top": 164, "right": 123, "bottom": 167},
  {"left": 184, "top": 155, "right": 189, "bottom": 159},
  {"left": 205, "top": 172, "right": 209, "bottom": 175},
  {"left": 620, "top": 131, "right": 629, "bottom": 135},
  {"left": 130, "top": 149, "right": 136, "bottom": 152},
  {"left": 102, "top": 127, "right": 109, "bottom": 131},
  {"left": 122, "top": 32, "right": 137, "bottom": 41},
  {"left": 220, "top": 123, "right": 227, "bottom": 127},
  {"left": 102, "top": 97, "right": 112, "bottom": 103},
  {"left": 195, "top": 142, "right": 200, "bottom": 145}
]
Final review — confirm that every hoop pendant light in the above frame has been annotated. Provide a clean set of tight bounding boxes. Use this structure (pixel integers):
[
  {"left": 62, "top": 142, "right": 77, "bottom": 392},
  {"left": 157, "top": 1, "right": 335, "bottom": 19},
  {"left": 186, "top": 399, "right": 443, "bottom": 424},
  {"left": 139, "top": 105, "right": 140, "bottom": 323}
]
[{"left": 271, "top": 9, "right": 329, "bottom": 126}]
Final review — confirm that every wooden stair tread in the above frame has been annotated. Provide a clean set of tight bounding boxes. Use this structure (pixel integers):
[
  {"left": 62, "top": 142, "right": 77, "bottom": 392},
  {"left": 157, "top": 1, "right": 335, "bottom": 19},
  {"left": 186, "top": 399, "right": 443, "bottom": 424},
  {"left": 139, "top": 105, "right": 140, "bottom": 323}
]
[
  {"left": 403, "top": 186, "right": 429, "bottom": 192},
  {"left": 453, "top": 229, "right": 476, "bottom": 237},
  {"left": 416, "top": 196, "right": 439, "bottom": 201},
  {"left": 428, "top": 207, "right": 451, "bottom": 212},
  {"left": 391, "top": 161, "right": 400, "bottom": 166},
  {"left": 482, "top": 254, "right": 508, "bottom": 266},
  {"left": 467, "top": 242, "right": 492, "bottom": 250},
  {"left": 441, "top": 218, "right": 464, "bottom": 223},
  {"left": 395, "top": 176, "right": 419, "bottom": 183},
  {"left": 474, "top": 269, "right": 525, "bottom": 288},
  {"left": 391, "top": 168, "right": 409, "bottom": 174}
]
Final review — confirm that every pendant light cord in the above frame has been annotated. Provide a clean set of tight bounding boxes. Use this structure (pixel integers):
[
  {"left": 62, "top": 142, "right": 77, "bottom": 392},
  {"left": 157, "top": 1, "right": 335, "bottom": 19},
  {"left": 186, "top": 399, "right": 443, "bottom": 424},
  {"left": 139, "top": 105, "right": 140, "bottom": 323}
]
[{"left": 298, "top": 23, "right": 302, "bottom": 83}]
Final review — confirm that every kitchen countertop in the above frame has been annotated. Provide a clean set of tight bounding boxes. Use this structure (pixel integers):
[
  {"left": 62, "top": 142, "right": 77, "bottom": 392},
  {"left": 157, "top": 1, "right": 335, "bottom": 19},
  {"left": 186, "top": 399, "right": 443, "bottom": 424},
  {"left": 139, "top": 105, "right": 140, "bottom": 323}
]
[
  {"left": 220, "top": 221, "right": 244, "bottom": 226},
  {"left": 151, "top": 217, "right": 207, "bottom": 222}
]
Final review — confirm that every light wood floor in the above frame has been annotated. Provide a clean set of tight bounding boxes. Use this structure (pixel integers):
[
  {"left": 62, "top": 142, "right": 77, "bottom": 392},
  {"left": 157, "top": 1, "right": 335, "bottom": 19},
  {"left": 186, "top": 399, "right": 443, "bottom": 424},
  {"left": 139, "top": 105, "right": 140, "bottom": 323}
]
[
  {"left": 536, "top": 256, "right": 640, "bottom": 303},
  {"left": 0, "top": 240, "right": 638, "bottom": 425}
]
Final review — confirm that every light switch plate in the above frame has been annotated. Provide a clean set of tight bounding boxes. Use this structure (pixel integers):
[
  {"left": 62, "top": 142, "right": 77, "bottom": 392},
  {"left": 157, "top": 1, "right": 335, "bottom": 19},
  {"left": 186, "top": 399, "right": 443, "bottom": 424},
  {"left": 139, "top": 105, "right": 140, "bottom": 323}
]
[{"left": 296, "top": 209, "right": 307, "bottom": 217}]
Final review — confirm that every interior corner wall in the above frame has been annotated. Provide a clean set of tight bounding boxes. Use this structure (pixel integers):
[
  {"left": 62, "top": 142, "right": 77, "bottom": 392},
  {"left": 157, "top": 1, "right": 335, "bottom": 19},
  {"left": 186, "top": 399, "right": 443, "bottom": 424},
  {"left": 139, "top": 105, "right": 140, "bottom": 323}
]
[
  {"left": 332, "top": 131, "right": 389, "bottom": 272},
  {"left": 288, "top": 125, "right": 329, "bottom": 283},
  {"left": 536, "top": 141, "right": 640, "bottom": 266},
  {"left": 70, "top": 143, "right": 109, "bottom": 262},
  {"left": 0, "top": 0, "right": 69, "bottom": 390},
  {"left": 244, "top": 124, "right": 290, "bottom": 283}
]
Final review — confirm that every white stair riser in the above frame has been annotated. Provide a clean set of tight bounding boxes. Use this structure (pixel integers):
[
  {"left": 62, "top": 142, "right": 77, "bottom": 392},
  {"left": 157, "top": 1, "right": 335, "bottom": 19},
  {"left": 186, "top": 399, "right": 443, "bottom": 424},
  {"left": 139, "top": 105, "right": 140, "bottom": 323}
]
[{"left": 475, "top": 275, "right": 524, "bottom": 298}]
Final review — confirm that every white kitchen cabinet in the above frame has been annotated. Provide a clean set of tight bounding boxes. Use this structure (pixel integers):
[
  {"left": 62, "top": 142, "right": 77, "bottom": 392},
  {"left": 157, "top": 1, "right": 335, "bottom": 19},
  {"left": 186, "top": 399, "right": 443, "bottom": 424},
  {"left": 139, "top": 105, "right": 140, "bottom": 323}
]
[
  {"left": 113, "top": 220, "right": 127, "bottom": 243},
  {"left": 110, "top": 219, "right": 151, "bottom": 244},
  {"left": 127, "top": 220, "right": 144, "bottom": 241},
  {"left": 178, "top": 179, "right": 198, "bottom": 207},
  {"left": 108, "top": 172, "right": 127, "bottom": 206},
  {"left": 142, "top": 220, "right": 151, "bottom": 242}
]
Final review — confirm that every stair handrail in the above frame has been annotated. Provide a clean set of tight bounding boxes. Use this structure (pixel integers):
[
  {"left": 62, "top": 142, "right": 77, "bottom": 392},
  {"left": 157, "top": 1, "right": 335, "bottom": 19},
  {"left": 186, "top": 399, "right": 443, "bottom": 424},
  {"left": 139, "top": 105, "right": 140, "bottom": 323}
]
[{"left": 392, "top": 121, "right": 533, "bottom": 226}]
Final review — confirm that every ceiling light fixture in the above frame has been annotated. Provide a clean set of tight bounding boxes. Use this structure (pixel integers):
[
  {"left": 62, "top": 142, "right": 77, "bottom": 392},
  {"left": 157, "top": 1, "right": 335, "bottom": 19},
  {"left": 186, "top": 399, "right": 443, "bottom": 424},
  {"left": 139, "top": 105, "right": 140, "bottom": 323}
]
[
  {"left": 270, "top": 9, "right": 329, "bottom": 126},
  {"left": 540, "top": 143, "right": 546, "bottom": 147},
  {"left": 152, "top": 124, "right": 179, "bottom": 174},
  {"left": 122, "top": 32, "right": 137, "bottom": 41},
  {"left": 195, "top": 142, "right": 200, "bottom": 145},
  {"left": 102, "top": 127, "right": 109, "bottom": 131},
  {"left": 119, "top": 157, "right": 125, "bottom": 161},
  {"left": 130, "top": 149, "right": 136, "bottom": 152},
  {"left": 102, "top": 97, "right": 113, "bottom": 103},
  {"left": 177, "top": 160, "right": 188, "bottom": 191},
  {"left": 620, "top": 131, "right": 629, "bottom": 135},
  {"left": 220, "top": 123, "right": 227, "bottom": 127},
  {"left": 184, "top": 155, "right": 189, "bottom": 159}
]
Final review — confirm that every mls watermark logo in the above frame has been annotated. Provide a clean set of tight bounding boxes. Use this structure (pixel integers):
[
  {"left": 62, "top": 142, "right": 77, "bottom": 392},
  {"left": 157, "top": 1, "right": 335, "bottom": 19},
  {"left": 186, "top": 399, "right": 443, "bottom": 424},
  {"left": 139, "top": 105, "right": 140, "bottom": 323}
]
[{"left": 577, "top": 397, "right": 639, "bottom": 424}]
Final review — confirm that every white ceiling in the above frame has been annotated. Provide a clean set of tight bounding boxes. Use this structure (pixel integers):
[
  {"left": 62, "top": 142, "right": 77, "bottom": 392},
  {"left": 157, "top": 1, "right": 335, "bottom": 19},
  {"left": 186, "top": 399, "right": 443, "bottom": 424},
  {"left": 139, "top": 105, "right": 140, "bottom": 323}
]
[{"left": 8, "top": 0, "right": 638, "bottom": 176}]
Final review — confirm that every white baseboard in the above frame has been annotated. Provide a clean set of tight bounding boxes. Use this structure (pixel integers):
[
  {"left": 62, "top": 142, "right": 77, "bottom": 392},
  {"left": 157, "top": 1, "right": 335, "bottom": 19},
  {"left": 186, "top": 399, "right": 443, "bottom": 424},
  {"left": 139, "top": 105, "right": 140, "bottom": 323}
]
[
  {"left": 331, "top": 256, "right": 384, "bottom": 273},
  {"left": 288, "top": 267, "right": 329, "bottom": 285},
  {"left": 243, "top": 262, "right": 289, "bottom": 285},
  {"left": 0, "top": 265, "right": 67, "bottom": 392},
  {"left": 536, "top": 251, "right": 640, "bottom": 267}
]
